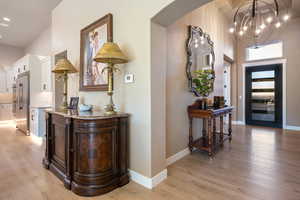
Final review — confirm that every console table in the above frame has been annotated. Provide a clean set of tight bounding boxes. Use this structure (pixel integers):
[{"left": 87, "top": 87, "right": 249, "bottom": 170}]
[
  {"left": 187, "top": 101, "right": 233, "bottom": 156},
  {"left": 43, "top": 109, "right": 129, "bottom": 196}
]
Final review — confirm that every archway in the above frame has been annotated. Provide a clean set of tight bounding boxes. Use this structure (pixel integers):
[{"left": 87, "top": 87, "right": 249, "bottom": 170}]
[{"left": 149, "top": 0, "right": 212, "bottom": 181}]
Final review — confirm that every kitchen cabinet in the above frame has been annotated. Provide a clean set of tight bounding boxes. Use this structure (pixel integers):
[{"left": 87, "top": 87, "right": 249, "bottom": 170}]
[
  {"left": 12, "top": 55, "right": 30, "bottom": 83},
  {"left": 6, "top": 69, "right": 14, "bottom": 93},
  {"left": 30, "top": 107, "right": 51, "bottom": 137},
  {"left": 8, "top": 55, "right": 52, "bottom": 94},
  {"left": 0, "top": 67, "right": 15, "bottom": 93},
  {"left": 12, "top": 55, "right": 52, "bottom": 108}
]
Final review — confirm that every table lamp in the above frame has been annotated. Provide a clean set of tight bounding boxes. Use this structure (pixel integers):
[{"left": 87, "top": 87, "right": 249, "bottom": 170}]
[
  {"left": 52, "top": 58, "right": 77, "bottom": 110},
  {"left": 93, "top": 42, "right": 129, "bottom": 115}
]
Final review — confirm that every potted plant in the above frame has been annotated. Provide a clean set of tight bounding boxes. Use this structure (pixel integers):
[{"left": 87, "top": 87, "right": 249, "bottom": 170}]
[{"left": 192, "top": 69, "right": 214, "bottom": 109}]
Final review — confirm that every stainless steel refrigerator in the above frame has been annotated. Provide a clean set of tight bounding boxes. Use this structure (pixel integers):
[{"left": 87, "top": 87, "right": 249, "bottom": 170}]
[{"left": 15, "top": 72, "right": 30, "bottom": 135}]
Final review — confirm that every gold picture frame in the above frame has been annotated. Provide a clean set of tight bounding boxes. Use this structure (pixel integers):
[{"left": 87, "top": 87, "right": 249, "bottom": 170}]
[{"left": 79, "top": 14, "right": 113, "bottom": 91}]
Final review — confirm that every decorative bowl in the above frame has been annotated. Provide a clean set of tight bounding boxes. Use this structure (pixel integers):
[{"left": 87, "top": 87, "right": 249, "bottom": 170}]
[{"left": 79, "top": 104, "right": 93, "bottom": 112}]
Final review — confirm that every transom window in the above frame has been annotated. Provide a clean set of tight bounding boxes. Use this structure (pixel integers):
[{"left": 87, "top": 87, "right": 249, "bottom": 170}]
[{"left": 246, "top": 41, "right": 283, "bottom": 61}]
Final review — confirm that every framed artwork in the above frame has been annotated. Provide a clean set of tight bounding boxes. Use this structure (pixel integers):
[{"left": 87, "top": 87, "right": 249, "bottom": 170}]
[
  {"left": 79, "top": 13, "right": 113, "bottom": 91},
  {"left": 68, "top": 97, "right": 79, "bottom": 110}
]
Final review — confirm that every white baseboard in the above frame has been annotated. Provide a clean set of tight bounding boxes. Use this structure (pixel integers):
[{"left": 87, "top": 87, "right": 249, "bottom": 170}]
[
  {"left": 231, "top": 122, "right": 300, "bottom": 131},
  {"left": 0, "top": 120, "right": 15, "bottom": 124},
  {"left": 231, "top": 121, "right": 295, "bottom": 127},
  {"left": 152, "top": 169, "right": 168, "bottom": 188},
  {"left": 129, "top": 169, "right": 167, "bottom": 189},
  {"left": 166, "top": 148, "right": 190, "bottom": 166},
  {"left": 129, "top": 170, "right": 152, "bottom": 189},
  {"left": 285, "top": 126, "right": 300, "bottom": 131},
  {"left": 0, "top": 120, "right": 16, "bottom": 127},
  {"left": 232, "top": 121, "right": 245, "bottom": 125}
]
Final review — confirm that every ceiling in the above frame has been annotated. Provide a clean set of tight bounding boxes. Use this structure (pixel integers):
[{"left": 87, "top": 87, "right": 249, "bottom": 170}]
[
  {"left": 216, "top": 0, "right": 300, "bottom": 19},
  {"left": 0, "top": 0, "right": 62, "bottom": 48}
]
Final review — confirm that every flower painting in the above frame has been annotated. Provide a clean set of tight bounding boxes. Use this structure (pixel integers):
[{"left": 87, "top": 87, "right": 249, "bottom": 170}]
[{"left": 80, "top": 14, "right": 113, "bottom": 91}]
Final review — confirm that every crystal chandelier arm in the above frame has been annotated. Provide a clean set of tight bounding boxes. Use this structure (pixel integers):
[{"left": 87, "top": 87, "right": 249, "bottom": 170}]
[
  {"left": 260, "top": 0, "right": 279, "bottom": 16},
  {"left": 259, "top": 0, "right": 278, "bottom": 17},
  {"left": 241, "top": 11, "right": 250, "bottom": 30},
  {"left": 273, "top": 0, "right": 279, "bottom": 16},
  {"left": 233, "top": 4, "right": 244, "bottom": 24},
  {"left": 234, "top": 1, "right": 253, "bottom": 24},
  {"left": 252, "top": 0, "right": 256, "bottom": 18}
]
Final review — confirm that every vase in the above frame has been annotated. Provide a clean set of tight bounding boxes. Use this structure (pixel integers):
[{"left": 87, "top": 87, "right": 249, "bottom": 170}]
[{"left": 201, "top": 97, "right": 208, "bottom": 110}]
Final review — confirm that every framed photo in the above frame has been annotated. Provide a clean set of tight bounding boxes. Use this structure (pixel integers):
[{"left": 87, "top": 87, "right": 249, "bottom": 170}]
[
  {"left": 68, "top": 97, "right": 79, "bottom": 110},
  {"left": 79, "top": 14, "right": 113, "bottom": 91}
]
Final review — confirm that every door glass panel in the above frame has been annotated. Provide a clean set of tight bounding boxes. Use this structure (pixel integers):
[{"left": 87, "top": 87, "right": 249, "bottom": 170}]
[
  {"left": 252, "top": 81, "right": 274, "bottom": 89},
  {"left": 252, "top": 71, "right": 274, "bottom": 79},
  {"left": 251, "top": 70, "right": 275, "bottom": 122}
]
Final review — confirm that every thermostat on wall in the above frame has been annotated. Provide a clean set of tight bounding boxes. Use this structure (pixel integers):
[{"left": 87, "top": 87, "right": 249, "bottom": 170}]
[{"left": 124, "top": 74, "right": 134, "bottom": 83}]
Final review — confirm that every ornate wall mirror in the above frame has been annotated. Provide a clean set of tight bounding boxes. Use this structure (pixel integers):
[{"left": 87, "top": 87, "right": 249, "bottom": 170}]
[{"left": 186, "top": 26, "right": 215, "bottom": 97}]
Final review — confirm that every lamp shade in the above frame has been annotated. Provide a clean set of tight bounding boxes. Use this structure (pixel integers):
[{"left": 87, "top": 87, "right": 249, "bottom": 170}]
[
  {"left": 52, "top": 58, "right": 77, "bottom": 74},
  {"left": 93, "top": 42, "right": 129, "bottom": 64}
]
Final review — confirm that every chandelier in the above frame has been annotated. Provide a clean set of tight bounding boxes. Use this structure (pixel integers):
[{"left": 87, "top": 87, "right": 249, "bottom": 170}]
[{"left": 229, "top": 0, "right": 290, "bottom": 44}]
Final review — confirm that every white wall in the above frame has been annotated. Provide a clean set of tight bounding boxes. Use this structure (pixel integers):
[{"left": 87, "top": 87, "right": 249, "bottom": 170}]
[
  {"left": 151, "top": 22, "right": 167, "bottom": 176},
  {"left": 166, "top": 1, "right": 235, "bottom": 157},
  {"left": 51, "top": 0, "right": 211, "bottom": 178},
  {"left": 51, "top": 0, "right": 176, "bottom": 178},
  {"left": 25, "top": 27, "right": 52, "bottom": 56},
  {"left": 0, "top": 44, "right": 24, "bottom": 69}
]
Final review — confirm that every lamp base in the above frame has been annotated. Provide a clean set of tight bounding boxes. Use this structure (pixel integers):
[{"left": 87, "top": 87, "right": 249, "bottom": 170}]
[
  {"left": 60, "top": 100, "right": 68, "bottom": 111},
  {"left": 105, "top": 103, "right": 117, "bottom": 115},
  {"left": 60, "top": 106, "right": 68, "bottom": 111}
]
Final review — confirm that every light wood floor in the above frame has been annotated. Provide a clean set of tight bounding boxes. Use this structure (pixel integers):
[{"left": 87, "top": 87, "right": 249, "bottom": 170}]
[{"left": 0, "top": 124, "right": 300, "bottom": 200}]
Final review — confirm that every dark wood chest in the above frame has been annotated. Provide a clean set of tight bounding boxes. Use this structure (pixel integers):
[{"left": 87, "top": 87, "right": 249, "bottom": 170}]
[{"left": 43, "top": 110, "right": 129, "bottom": 196}]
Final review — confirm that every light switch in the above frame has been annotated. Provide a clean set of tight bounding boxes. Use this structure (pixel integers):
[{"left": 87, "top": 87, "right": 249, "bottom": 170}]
[{"left": 124, "top": 74, "right": 134, "bottom": 83}]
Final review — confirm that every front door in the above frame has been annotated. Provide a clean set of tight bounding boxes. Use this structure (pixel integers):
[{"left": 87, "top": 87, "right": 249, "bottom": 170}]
[{"left": 245, "top": 64, "right": 283, "bottom": 128}]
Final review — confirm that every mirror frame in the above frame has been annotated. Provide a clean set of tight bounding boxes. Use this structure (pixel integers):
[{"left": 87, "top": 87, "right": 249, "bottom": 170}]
[{"left": 186, "top": 25, "right": 215, "bottom": 97}]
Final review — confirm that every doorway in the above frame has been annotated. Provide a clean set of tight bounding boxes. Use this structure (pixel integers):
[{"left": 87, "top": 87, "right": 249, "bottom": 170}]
[
  {"left": 245, "top": 64, "right": 283, "bottom": 128},
  {"left": 223, "top": 57, "right": 232, "bottom": 106}
]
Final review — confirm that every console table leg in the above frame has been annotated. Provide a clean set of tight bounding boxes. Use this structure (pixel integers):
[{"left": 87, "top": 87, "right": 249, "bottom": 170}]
[
  {"left": 220, "top": 116, "right": 224, "bottom": 146},
  {"left": 202, "top": 119, "right": 207, "bottom": 146},
  {"left": 188, "top": 117, "right": 193, "bottom": 153},
  {"left": 208, "top": 118, "right": 212, "bottom": 156},
  {"left": 229, "top": 113, "right": 232, "bottom": 142},
  {"left": 213, "top": 118, "right": 216, "bottom": 147}
]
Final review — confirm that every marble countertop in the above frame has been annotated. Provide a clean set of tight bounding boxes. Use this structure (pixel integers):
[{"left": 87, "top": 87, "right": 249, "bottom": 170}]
[
  {"left": 46, "top": 109, "right": 129, "bottom": 120},
  {"left": 30, "top": 105, "right": 52, "bottom": 109}
]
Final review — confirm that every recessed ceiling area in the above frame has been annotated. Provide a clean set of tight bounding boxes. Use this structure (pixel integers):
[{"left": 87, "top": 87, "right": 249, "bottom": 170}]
[
  {"left": 215, "top": 0, "right": 299, "bottom": 19},
  {"left": 0, "top": 0, "right": 62, "bottom": 48}
]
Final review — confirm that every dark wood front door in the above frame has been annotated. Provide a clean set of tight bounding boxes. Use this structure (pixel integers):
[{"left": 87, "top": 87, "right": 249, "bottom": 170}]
[{"left": 245, "top": 64, "right": 283, "bottom": 128}]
